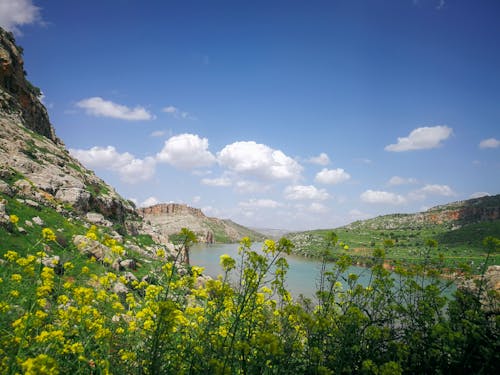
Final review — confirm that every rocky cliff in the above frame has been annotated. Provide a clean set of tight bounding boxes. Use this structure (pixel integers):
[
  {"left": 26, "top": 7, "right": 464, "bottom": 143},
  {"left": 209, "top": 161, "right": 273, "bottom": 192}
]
[
  {"left": 0, "top": 29, "right": 58, "bottom": 143},
  {"left": 345, "top": 194, "right": 500, "bottom": 231},
  {"left": 0, "top": 27, "right": 155, "bottom": 235},
  {"left": 139, "top": 203, "right": 265, "bottom": 244}
]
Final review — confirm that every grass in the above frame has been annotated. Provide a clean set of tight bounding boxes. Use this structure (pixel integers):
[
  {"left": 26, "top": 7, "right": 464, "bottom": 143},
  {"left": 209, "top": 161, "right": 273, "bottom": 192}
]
[{"left": 288, "top": 221, "right": 500, "bottom": 274}]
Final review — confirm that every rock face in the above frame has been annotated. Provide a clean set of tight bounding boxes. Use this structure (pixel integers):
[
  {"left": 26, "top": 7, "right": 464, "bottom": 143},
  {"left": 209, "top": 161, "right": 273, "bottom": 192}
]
[
  {"left": 0, "top": 27, "right": 138, "bottom": 226},
  {"left": 139, "top": 203, "right": 206, "bottom": 218},
  {"left": 0, "top": 28, "right": 57, "bottom": 143},
  {"left": 345, "top": 194, "right": 500, "bottom": 231},
  {"left": 138, "top": 203, "right": 265, "bottom": 244}
]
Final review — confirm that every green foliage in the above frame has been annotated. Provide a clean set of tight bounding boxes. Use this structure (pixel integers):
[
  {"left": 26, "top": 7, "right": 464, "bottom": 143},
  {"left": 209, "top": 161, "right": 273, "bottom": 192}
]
[
  {"left": 288, "top": 221, "right": 500, "bottom": 274},
  {"left": 1, "top": 200, "right": 498, "bottom": 374}
]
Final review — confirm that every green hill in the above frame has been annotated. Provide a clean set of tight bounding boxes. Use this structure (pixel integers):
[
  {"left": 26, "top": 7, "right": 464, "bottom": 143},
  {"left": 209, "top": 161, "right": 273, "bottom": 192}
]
[{"left": 287, "top": 195, "right": 500, "bottom": 272}]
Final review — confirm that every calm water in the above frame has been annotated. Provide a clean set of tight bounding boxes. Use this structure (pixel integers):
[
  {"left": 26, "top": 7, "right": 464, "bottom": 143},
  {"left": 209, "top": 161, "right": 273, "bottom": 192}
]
[
  {"left": 190, "top": 242, "right": 456, "bottom": 301},
  {"left": 191, "top": 242, "right": 378, "bottom": 299}
]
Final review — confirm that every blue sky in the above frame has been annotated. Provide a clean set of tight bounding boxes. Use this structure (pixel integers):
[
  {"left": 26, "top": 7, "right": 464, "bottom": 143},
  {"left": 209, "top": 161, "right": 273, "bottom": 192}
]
[{"left": 2, "top": 0, "right": 499, "bottom": 230}]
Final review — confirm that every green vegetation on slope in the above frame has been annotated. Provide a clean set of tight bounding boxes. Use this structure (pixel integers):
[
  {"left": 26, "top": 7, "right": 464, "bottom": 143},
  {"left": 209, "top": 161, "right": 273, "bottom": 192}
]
[
  {"left": 287, "top": 196, "right": 500, "bottom": 273},
  {"left": 1, "top": 202, "right": 499, "bottom": 374}
]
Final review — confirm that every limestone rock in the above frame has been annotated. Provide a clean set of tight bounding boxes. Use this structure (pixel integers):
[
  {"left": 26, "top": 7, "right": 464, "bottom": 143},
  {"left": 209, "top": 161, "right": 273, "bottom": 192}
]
[
  {"left": 32, "top": 216, "right": 44, "bottom": 226},
  {"left": 0, "top": 180, "right": 12, "bottom": 195},
  {"left": 123, "top": 272, "right": 138, "bottom": 283},
  {"left": 112, "top": 282, "right": 128, "bottom": 295},
  {"left": 86, "top": 212, "right": 112, "bottom": 227},
  {"left": 120, "top": 259, "right": 136, "bottom": 270},
  {"left": 73, "top": 235, "right": 111, "bottom": 261}
]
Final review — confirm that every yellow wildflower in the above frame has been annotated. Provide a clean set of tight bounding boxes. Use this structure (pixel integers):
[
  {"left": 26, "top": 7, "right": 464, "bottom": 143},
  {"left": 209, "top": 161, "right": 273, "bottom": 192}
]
[
  {"left": 9, "top": 214, "right": 19, "bottom": 225},
  {"left": 10, "top": 274, "right": 22, "bottom": 282},
  {"left": 42, "top": 228, "right": 57, "bottom": 242},
  {"left": 3, "top": 250, "right": 18, "bottom": 262},
  {"left": 21, "top": 354, "right": 59, "bottom": 375}
]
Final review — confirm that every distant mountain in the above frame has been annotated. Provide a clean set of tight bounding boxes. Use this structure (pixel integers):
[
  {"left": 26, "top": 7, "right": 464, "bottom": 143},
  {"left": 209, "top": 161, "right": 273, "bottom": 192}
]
[{"left": 138, "top": 203, "right": 266, "bottom": 243}]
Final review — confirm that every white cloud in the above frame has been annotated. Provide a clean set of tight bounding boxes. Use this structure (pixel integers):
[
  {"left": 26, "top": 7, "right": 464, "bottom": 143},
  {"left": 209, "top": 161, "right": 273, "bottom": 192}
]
[
  {"left": 70, "top": 145, "right": 133, "bottom": 169},
  {"left": 348, "top": 209, "right": 372, "bottom": 221},
  {"left": 201, "top": 176, "right": 232, "bottom": 187},
  {"left": 234, "top": 180, "right": 271, "bottom": 194},
  {"left": 315, "top": 168, "right": 351, "bottom": 185},
  {"left": 479, "top": 138, "right": 500, "bottom": 149},
  {"left": 385, "top": 125, "right": 453, "bottom": 152},
  {"left": 239, "top": 199, "right": 282, "bottom": 209},
  {"left": 360, "top": 190, "right": 406, "bottom": 205},
  {"left": 119, "top": 157, "right": 156, "bottom": 184},
  {"left": 308, "top": 153, "right": 330, "bottom": 165},
  {"left": 218, "top": 141, "right": 302, "bottom": 181},
  {"left": 470, "top": 192, "right": 490, "bottom": 199},
  {"left": 76, "top": 97, "right": 153, "bottom": 121},
  {"left": 69, "top": 146, "right": 155, "bottom": 183},
  {"left": 150, "top": 130, "right": 170, "bottom": 137},
  {"left": 0, "top": 0, "right": 42, "bottom": 34},
  {"left": 419, "top": 184, "right": 455, "bottom": 196},
  {"left": 387, "top": 176, "right": 417, "bottom": 186},
  {"left": 157, "top": 133, "right": 216, "bottom": 169},
  {"left": 162, "top": 105, "right": 194, "bottom": 119},
  {"left": 409, "top": 184, "right": 456, "bottom": 200},
  {"left": 140, "top": 196, "right": 160, "bottom": 207},
  {"left": 192, "top": 195, "right": 201, "bottom": 204},
  {"left": 284, "top": 185, "right": 329, "bottom": 201},
  {"left": 307, "top": 202, "right": 328, "bottom": 213}
]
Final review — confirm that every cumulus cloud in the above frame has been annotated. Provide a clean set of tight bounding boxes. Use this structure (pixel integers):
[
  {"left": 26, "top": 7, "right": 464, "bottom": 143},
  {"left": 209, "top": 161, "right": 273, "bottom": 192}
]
[
  {"left": 140, "top": 196, "right": 160, "bottom": 207},
  {"left": 162, "top": 105, "right": 194, "bottom": 119},
  {"left": 470, "top": 192, "right": 490, "bottom": 199},
  {"left": 234, "top": 180, "right": 271, "bottom": 194},
  {"left": 218, "top": 141, "right": 302, "bottom": 181},
  {"left": 156, "top": 133, "right": 216, "bottom": 169},
  {"left": 387, "top": 176, "right": 417, "bottom": 186},
  {"left": 348, "top": 209, "right": 372, "bottom": 221},
  {"left": 69, "top": 146, "right": 155, "bottom": 183},
  {"left": 360, "top": 190, "right": 406, "bottom": 205},
  {"left": 284, "top": 185, "right": 329, "bottom": 201},
  {"left": 307, "top": 202, "right": 328, "bottom": 213},
  {"left": 308, "top": 153, "right": 330, "bottom": 165},
  {"left": 315, "top": 168, "right": 351, "bottom": 185},
  {"left": 419, "top": 184, "right": 455, "bottom": 196},
  {"left": 385, "top": 125, "right": 453, "bottom": 152},
  {"left": 0, "top": 0, "right": 42, "bottom": 34},
  {"left": 201, "top": 176, "right": 232, "bottom": 187},
  {"left": 76, "top": 97, "right": 153, "bottom": 121},
  {"left": 479, "top": 138, "right": 500, "bottom": 149},
  {"left": 409, "top": 184, "right": 456, "bottom": 200},
  {"left": 239, "top": 199, "right": 282, "bottom": 209}
]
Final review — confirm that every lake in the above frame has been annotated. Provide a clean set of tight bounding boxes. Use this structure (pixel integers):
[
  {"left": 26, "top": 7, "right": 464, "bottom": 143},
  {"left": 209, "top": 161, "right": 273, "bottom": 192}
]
[{"left": 190, "top": 242, "right": 455, "bottom": 300}]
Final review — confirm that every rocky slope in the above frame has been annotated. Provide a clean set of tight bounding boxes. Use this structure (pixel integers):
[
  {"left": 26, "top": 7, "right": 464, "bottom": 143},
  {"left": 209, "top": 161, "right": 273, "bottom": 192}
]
[
  {"left": 139, "top": 203, "right": 265, "bottom": 243},
  {"left": 344, "top": 194, "right": 500, "bottom": 231},
  {"left": 0, "top": 27, "right": 168, "bottom": 245}
]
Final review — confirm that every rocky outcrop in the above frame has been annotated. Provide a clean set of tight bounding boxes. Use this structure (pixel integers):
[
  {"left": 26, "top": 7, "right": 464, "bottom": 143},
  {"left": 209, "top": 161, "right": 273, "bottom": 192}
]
[
  {"left": 0, "top": 28, "right": 58, "bottom": 143},
  {"left": 345, "top": 195, "right": 500, "bottom": 231},
  {"left": 138, "top": 203, "right": 265, "bottom": 244},
  {"left": 459, "top": 265, "right": 500, "bottom": 313},
  {"left": 0, "top": 27, "right": 139, "bottom": 226},
  {"left": 139, "top": 203, "right": 206, "bottom": 218}
]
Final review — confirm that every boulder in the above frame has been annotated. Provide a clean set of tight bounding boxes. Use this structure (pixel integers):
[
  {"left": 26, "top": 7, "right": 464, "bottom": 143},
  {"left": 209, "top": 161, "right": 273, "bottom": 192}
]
[
  {"left": 73, "top": 235, "right": 111, "bottom": 261},
  {"left": 32, "top": 216, "right": 44, "bottom": 226},
  {"left": 85, "top": 212, "right": 112, "bottom": 227}
]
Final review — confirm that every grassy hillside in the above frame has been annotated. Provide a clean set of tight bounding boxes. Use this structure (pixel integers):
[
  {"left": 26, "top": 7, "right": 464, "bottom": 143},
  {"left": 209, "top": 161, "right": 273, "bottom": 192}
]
[{"left": 287, "top": 197, "right": 500, "bottom": 273}]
